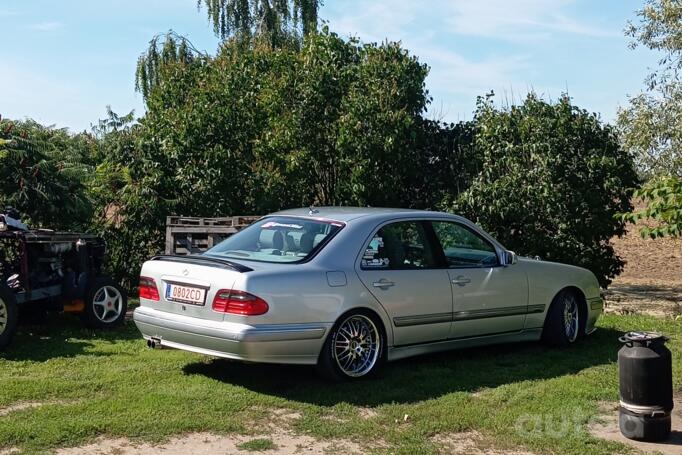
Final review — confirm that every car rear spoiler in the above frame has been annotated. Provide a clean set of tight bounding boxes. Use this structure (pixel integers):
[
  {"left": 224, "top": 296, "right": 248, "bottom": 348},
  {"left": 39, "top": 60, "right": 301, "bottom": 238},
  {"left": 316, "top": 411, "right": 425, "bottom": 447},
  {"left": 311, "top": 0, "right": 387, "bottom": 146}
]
[{"left": 150, "top": 255, "right": 253, "bottom": 273}]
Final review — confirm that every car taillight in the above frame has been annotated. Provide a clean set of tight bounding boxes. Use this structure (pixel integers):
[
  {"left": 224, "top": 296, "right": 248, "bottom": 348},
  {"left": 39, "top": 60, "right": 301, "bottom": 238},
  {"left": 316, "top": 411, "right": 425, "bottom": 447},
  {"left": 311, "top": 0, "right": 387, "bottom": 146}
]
[
  {"left": 212, "top": 289, "right": 269, "bottom": 315},
  {"left": 139, "top": 276, "right": 160, "bottom": 301}
]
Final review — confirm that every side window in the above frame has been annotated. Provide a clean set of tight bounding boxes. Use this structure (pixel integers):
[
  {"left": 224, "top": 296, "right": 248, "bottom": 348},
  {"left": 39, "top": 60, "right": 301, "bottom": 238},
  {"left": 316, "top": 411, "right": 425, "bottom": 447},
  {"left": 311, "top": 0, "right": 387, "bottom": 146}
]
[
  {"left": 432, "top": 221, "right": 499, "bottom": 268},
  {"left": 361, "top": 221, "right": 437, "bottom": 270}
]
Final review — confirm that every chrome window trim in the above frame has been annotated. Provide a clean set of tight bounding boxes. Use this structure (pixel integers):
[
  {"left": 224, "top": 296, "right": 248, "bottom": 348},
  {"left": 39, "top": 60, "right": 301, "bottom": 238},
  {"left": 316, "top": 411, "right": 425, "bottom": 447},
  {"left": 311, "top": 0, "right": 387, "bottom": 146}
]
[{"left": 355, "top": 215, "right": 510, "bottom": 272}]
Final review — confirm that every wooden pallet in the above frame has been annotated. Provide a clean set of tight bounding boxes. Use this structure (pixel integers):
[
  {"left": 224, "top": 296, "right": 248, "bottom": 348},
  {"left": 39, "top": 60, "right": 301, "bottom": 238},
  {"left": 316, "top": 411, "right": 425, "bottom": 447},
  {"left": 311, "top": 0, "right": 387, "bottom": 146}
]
[{"left": 165, "top": 216, "right": 260, "bottom": 255}]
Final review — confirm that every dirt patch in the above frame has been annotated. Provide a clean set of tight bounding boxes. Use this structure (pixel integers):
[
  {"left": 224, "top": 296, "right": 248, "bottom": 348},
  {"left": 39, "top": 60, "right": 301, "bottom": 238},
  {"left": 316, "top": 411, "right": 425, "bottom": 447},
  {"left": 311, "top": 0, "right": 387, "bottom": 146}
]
[
  {"left": 268, "top": 408, "right": 302, "bottom": 422},
  {"left": 590, "top": 396, "right": 682, "bottom": 455},
  {"left": 611, "top": 208, "right": 682, "bottom": 287},
  {"left": 604, "top": 283, "right": 682, "bottom": 318},
  {"left": 0, "top": 400, "right": 77, "bottom": 418},
  {"left": 56, "top": 430, "right": 365, "bottom": 455},
  {"left": 358, "top": 407, "right": 378, "bottom": 419},
  {"left": 431, "top": 430, "right": 535, "bottom": 455},
  {"left": 0, "top": 448, "right": 19, "bottom": 455},
  {"left": 606, "top": 211, "right": 682, "bottom": 318},
  {"left": 0, "top": 401, "right": 45, "bottom": 417}
]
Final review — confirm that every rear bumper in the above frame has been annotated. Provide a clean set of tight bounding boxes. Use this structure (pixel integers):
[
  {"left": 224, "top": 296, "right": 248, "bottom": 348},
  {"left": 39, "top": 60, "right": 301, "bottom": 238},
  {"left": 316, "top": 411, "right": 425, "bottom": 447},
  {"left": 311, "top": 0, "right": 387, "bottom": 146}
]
[{"left": 133, "top": 306, "right": 330, "bottom": 365}]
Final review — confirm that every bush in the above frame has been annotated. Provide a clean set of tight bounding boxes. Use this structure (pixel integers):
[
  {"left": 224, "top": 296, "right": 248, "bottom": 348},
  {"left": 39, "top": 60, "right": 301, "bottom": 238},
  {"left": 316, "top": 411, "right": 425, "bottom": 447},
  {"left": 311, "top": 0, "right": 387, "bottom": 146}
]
[
  {"left": 0, "top": 119, "right": 93, "bottom": 230},
  {"left": 451, "top": 94, "right": 639, "bottom": 287}
]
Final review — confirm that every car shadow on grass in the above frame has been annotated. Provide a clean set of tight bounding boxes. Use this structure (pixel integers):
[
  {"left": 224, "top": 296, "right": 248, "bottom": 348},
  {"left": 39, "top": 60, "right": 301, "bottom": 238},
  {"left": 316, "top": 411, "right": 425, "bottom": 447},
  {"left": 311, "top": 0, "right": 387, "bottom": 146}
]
[
  {"left": 0, "top": 316, "right": 141, "bottom": 362},
  {"left": 183, "top": 327, "right": 624, "bottom": 406}
]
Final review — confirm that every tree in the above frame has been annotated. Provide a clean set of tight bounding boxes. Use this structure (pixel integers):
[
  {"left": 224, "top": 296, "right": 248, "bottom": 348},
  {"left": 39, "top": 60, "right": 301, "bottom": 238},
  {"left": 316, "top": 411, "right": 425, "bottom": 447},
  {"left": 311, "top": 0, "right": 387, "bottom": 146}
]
[
  {"left": 618, "top": 0, "right": 682, "bottom": 237},
  {"left": 136, "top": 1, "right": 321, "bottom": 101},
  {"left": 198, "top": 0, "right": 320, "bottom": 45},
  {"left": 453, "top": 93, "right": 639, "bottom": 287},
  {"left": 0, "top": 118, "right": 93, "bottom": 230},
  {"left": 135, "top": 32, "right": 206, "bottom": 102},
  {"left": 87, "top": 108, "right": 169, "bottom": 289}
]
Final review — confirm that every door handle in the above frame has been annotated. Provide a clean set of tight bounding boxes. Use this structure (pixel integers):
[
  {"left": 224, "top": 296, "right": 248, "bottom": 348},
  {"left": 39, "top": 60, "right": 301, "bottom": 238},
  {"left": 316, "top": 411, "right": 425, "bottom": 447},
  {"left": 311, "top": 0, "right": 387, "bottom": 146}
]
[
  {"left": 451, "top": 275, "right": 471, "bottom": 286},
  {"left": 372, "top": 279, "right": 395, "bottom": 289}
]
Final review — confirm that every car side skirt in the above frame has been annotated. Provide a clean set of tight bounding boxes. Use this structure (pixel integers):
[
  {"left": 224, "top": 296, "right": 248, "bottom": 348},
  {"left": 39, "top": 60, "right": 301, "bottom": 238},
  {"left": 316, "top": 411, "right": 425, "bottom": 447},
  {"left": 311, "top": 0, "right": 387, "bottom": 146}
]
[
  {"left": 393, "top": 305, "right": 546, "bottom": 327},
  {"left": 387, "top": 328, "right": 543, "bottom": 362}
]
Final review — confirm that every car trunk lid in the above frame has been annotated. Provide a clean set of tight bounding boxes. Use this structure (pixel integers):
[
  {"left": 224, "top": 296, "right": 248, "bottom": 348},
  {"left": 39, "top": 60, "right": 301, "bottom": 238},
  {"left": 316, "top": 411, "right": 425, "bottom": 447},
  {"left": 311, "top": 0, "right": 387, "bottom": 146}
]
[{"left": 140, "top": 255, "right": 252, "bottom": 322}]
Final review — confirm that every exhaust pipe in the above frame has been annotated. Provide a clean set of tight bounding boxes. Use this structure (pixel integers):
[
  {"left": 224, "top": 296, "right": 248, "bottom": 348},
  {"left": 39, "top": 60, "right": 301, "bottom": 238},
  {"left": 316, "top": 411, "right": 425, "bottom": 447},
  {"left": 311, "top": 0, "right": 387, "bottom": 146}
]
[{"left": 146, "top": 337, "right": 162, "bottom": 349}]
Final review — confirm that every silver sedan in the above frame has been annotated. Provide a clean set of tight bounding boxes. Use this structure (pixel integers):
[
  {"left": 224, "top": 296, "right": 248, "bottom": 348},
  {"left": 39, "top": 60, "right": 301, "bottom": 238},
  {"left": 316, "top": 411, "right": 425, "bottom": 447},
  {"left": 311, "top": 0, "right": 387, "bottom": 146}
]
[{"left": 133, "top": 207, "right": 603, "bottom": 380}]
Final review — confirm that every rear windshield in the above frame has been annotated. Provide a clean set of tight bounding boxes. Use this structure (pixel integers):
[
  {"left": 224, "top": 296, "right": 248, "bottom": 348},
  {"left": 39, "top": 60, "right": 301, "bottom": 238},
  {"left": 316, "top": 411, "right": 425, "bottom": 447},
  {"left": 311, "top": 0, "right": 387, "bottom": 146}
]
[{"left": 205, "top": 216, "right": 344, "bottom": 263}]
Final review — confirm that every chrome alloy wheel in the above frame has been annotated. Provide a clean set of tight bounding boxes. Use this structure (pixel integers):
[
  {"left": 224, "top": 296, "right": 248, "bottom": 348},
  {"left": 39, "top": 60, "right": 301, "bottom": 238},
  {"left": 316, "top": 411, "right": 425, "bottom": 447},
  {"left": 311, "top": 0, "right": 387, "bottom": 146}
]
[
  {"left": 563, "top": 294, "right": 579, "bottom": 342},
  {"left": 333, "top": 314, "right": 381, "bottom": 378},
  {"left": 0, "top": 298, "right": 7, "bottom": 335},
  {"left": 92, "top": 286, "right": 123, "bottom": 323}
]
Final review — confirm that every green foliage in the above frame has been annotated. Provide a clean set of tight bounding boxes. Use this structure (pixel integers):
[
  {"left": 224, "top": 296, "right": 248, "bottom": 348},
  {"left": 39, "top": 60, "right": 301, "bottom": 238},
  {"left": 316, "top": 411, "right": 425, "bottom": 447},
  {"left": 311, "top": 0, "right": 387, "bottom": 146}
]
[
  {"left": 619, "top": 0, "right": 682, "bottom": 177},
  {"left": 415, "top": 119, "right": 477, "bottom": 208},
  {"left": 617, "top": 84, "right": 682, "bottom": 177},
  {"left": 452, "top": 93, "right": 639, "bottom": 287},
  {"left": 255, "top": 30, "right": 433, "bottom": 207},
  {"left": 87, "top": 109, "right": 166, "bottom": 289},
  {"left": 618, "top": 0, "right": 682, "bottom": 237},
  {"left": 136, "top": 1, "right": 320, "bottom": 100},
  {"left": 137, "top": 27, "right": 435, "bottom": 213},
  {"left": 621, "top": 175, "right": 682, "bottom": 237},
  {"left": 625, "top": 0, "right": 682, "bottom": 90},
  {"left": 198, "top": 0, "right": 320, "bottom": 44},
  {"left": 0, "top": 118, "right": 93, "bottom": 230},
  {"left": 135, "top": 32, "right": 207, "bottom": 102}
]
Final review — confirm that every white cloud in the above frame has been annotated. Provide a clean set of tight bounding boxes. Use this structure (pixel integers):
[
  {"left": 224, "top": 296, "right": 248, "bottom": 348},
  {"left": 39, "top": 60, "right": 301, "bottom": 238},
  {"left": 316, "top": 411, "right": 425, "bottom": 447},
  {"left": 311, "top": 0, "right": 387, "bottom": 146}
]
[
  {"left": 29, "top": 21, "right": 64, "bottom": 32},
  {"left": 325, "top": 1, "right": 420, "bottom": 44},
  {"left": 326, "top": 0, "right": 618, "bottom": 44},
  {"left": 445, "top": 0, "right": 619, "bottom": 40}
]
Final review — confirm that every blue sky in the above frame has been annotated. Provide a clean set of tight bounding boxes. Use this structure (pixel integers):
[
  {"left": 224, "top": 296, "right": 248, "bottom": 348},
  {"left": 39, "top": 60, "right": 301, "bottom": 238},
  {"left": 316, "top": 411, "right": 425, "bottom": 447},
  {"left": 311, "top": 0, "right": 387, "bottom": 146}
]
[{"left": 0, "top": 0, "right": 658, "bottom": 132}]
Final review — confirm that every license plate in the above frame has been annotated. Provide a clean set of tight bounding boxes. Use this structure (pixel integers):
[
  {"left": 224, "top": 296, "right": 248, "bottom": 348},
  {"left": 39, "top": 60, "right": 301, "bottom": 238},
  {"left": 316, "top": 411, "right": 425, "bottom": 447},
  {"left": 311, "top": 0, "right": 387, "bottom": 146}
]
[{"left": 165, "top": 283, "right": 206, "bottom": 305}]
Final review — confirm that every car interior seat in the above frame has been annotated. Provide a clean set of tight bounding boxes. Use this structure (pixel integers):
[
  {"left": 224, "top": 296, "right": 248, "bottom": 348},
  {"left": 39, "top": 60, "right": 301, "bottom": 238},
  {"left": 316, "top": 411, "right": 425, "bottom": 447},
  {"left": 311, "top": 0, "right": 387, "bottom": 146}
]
[{"left": 259, "top": 229, "right": 284, "bottom": 255}]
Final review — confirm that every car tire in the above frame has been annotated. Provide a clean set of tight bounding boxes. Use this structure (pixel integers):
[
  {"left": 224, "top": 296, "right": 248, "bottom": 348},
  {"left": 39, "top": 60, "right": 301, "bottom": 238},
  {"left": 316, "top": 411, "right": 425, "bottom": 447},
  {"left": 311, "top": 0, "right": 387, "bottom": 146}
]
[
  {"left": 317, "top": 310, "right": 386, "bottom": 381},
  {"left": 542, "top": 289, "right": 582, "bottom": 348},
  {"left": 81, "top": 276, "right": 127, "bottom": 329},
  {"left": 0, "top": 285, "right": 19, "bottom": 349}
]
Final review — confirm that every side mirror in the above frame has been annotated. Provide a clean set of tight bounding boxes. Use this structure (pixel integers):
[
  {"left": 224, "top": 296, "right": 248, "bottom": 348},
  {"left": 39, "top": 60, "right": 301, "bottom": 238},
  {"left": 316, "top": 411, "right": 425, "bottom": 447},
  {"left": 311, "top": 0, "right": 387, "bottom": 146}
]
[{"left": 503, "top": 250, "right": 518, "bottom": 266}]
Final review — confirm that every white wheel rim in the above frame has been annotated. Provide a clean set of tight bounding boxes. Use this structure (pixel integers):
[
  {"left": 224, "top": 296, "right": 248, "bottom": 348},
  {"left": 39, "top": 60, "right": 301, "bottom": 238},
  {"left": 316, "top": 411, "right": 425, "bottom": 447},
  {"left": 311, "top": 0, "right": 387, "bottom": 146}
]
[
  {"left": 563, "top": 295, "right": 579, "bottom": 342},
  {"left": 0, "top": 298, "right": 7, "bottom": 335},
  {"left": 92, "top": 286, "right": 123, "bottom": 323}
]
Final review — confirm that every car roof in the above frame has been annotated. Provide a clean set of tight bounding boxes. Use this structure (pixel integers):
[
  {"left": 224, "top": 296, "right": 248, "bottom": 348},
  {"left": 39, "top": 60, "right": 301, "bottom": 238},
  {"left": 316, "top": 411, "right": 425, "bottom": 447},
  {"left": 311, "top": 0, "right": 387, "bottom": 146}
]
[{"left": 270, "top": 206, "right": 454, "bottom": 223}]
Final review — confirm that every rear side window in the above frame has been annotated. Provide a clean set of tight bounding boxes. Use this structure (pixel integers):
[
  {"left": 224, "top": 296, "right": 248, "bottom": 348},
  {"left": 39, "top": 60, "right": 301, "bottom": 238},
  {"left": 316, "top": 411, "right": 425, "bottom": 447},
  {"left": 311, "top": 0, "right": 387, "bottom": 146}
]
[
  {"left": 205, "top": 216, "right": 344, "bottom": 263},
  {"left": 361, "top": 221, "right": 438, "bottom": 270}
]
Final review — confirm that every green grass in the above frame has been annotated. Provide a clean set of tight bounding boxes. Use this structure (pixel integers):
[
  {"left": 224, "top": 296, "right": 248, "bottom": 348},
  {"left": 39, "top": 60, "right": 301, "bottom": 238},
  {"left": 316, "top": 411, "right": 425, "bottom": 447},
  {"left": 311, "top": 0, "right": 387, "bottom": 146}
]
[
  {"left": 237, "top": 438, "right": 277, "bottom": 451},
  {"left": 1, "top": 313, "right": 680, "bottom": 454}
]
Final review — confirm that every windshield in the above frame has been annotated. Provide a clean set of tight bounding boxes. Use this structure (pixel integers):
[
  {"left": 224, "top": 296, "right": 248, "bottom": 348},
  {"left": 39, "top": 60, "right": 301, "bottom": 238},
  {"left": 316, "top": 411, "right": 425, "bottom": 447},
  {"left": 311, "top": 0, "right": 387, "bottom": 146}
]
[{"left": 205, "top": 216, "right": 344, "bottom": 263}]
